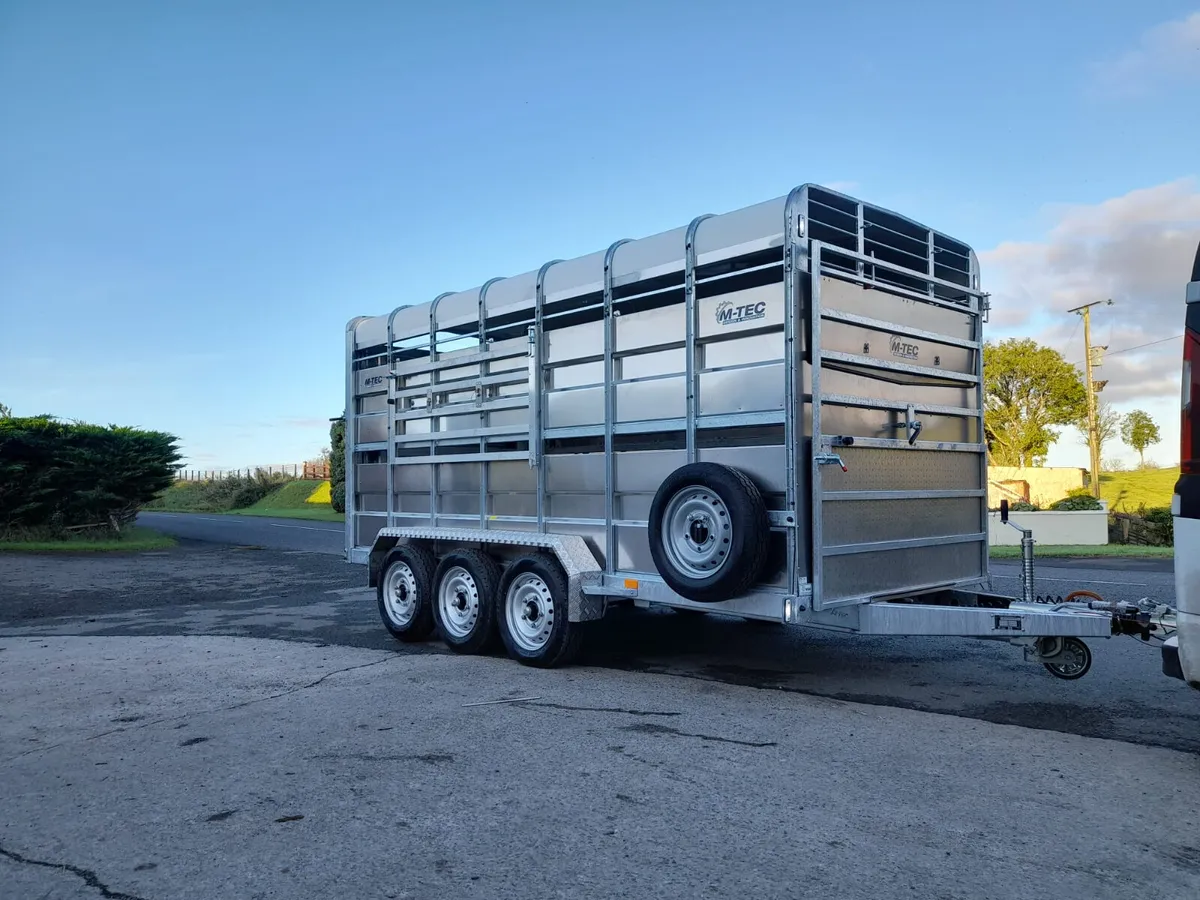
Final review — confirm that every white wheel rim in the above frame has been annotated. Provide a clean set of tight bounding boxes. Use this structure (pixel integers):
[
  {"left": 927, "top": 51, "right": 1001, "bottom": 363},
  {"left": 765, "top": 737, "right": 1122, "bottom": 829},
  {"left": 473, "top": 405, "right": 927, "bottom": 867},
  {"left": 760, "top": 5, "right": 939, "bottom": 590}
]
[
  {"left": 383, "top": 562, "right": 418, "bottom": 627},
  {"left": 437, "top": 566, "right": 480, "bottom": 639},
  {"left": 661, "top": 486, "right": 732, "bottom": 579},
  {"left": 505, "top": 572, "right": 554, "bottom": 653}
]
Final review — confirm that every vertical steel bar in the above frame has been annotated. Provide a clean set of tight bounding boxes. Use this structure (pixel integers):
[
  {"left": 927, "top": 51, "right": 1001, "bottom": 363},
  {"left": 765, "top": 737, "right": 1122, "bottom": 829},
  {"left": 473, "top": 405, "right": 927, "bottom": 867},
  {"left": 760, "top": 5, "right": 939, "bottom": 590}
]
[
  {"left": 428, "top": 292, "right": 454, "bottom": 528},
  {"left": 603, "top": 239, "right": 630, "bottom": 572},
  {"left": 970, "top": 250, "right": 989, "bottom": 577},
  {"left": 533, "top": 261, "right": 561, "bottom": 533},
  {"left": 683, "top": 214, "right": 712, "bottom": 464},
  {"left": 810, "top": 243, "right": 825, "bottom": 609},
  {"left": 384, "top": 304, "right": 410, "bottom": 531},
  {"left": 783, "top": 186, "right": 809, "bottom": 598},
  {"left": 477, "top": 277, "right": 504, "bottom": 530},
  {"left": 855, "top": 200, "right": 865, "bottom": 279}
]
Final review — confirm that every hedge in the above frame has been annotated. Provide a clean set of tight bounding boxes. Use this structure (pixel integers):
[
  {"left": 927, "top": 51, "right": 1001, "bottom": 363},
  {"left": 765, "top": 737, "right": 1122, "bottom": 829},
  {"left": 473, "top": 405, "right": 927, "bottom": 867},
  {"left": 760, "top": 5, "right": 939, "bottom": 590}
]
[
  {"left": 0, "top": 416, "right": 181, "bottom": 535},
  {"left": 330, "top": 417, "right": 346, "bottom": 513}
]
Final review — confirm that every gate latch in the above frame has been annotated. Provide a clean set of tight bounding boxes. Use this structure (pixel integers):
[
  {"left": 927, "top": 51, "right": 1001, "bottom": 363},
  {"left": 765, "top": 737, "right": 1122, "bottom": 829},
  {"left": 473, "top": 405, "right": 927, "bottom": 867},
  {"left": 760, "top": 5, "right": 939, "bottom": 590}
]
[
  {"left": 884, "top": 403, "right": 923, "bottom": 445},
  {"left": 815, "top": 453, "right": 848, "bottom": 473}
]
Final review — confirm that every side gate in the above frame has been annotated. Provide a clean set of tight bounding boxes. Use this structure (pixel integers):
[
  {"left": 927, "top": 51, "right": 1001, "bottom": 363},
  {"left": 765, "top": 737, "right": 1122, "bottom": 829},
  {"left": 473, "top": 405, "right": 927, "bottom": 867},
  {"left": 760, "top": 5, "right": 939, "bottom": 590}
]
[{"left": 807, "top": 231, "right": 989, "bottom": 611}]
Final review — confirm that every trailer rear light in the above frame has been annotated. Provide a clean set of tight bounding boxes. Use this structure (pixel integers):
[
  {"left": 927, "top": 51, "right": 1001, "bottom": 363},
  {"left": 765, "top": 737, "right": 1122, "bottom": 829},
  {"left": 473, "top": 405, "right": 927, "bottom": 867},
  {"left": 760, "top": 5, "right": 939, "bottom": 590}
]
[{"left": 1184, "top": 327, "right": 1198, "bottom": 476}]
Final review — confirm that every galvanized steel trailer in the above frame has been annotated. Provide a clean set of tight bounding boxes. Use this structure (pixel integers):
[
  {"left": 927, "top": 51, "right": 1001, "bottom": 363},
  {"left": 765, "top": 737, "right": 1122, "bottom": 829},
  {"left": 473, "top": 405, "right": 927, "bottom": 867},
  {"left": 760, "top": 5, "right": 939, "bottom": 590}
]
[{"left": 344, "top": 184, "right": 1116, "bottom": 670}]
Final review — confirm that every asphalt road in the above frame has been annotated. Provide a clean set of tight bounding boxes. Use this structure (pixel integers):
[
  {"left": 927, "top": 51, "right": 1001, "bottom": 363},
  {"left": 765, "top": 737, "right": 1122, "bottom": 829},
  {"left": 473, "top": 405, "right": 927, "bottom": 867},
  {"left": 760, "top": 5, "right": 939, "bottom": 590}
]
[
  {"left": 6, "top": 635, "right": 1197, "bottom": 900},
  {"left": 140, "top": 511, "right": 344, "bottom": 554},
  {"left": 6, "top": 513, "right": 1195, "bottom": 755}
]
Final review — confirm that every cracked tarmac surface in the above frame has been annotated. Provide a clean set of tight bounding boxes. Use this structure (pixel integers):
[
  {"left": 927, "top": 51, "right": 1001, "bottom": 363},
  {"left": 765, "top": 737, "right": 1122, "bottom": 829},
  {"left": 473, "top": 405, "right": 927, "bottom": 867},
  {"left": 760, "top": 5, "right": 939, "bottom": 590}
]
[
  {"left": 1, "top": 540, "right": 1197, "bottom": 753},
  {"left": 1, "top": 636, "right": 1198, "bottom": 900},
  {"left": 1, "top": 539, "right": 1199, "bottom": 898}
]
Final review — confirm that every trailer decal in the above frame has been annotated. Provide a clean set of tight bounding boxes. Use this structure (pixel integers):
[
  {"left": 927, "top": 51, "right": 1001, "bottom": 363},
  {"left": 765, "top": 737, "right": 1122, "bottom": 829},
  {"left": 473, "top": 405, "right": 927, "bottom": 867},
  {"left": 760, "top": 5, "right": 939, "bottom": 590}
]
[
  {"left": 715, "top": 299, "right": 767, "bottom": 327},
  {"left": 889, "top": 335, "right": 920, "bottom": 361}
]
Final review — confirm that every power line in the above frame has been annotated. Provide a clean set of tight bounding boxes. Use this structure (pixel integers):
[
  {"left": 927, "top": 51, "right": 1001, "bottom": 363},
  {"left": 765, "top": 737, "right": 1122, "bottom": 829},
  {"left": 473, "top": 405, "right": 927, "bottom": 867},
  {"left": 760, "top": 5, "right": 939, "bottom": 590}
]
[
  {"left": 1104, "top": 334, "right": 1185, "bottom": 358},
  {"left": 1068, "top": 333, "right": 1184, "bottom": 365},
  {"left": 1060, "top": 317, "right": 1081, "bottom": 354}
]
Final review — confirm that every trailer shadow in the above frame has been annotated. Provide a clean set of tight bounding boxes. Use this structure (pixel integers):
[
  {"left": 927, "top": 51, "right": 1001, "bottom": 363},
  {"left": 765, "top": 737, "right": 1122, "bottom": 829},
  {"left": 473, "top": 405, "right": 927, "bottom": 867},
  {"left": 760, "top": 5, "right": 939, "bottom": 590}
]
[{"left": 2, "top": 543, "right": 1197, "bottom": 754}]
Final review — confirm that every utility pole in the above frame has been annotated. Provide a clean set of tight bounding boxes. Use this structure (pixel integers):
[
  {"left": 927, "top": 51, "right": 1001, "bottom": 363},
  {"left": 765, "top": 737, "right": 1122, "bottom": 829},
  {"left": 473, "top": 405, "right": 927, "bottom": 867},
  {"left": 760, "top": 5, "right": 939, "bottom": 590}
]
[{"left": 1068, "top": 299, "right": 1113, "bottom": 498}]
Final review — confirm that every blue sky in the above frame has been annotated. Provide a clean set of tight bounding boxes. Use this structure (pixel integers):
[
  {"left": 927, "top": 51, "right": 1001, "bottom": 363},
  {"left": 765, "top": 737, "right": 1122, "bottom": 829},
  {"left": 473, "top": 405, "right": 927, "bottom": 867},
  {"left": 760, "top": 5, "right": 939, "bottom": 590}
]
[{"left": 2, "top": 0, "right": 1198, "bottom": 470}]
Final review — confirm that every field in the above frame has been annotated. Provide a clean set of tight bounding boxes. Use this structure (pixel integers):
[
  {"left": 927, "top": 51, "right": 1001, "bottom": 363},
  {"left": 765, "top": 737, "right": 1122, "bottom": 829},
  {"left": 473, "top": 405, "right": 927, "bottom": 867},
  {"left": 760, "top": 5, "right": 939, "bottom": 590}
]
[
  {"left": 1100, "top": 468, "right": 1179, "bottom": 512},
  {"left": 149, "top": 478, "right": 343, "bottom": 521},
  {"left": 230, "top": 480, "right": 343, "bottom": 522}
]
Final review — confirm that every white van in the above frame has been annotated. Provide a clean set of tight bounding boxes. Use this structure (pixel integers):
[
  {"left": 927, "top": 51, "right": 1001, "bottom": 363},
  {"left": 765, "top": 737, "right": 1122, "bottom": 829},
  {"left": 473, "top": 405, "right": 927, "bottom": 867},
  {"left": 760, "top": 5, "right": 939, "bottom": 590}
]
[{"left": 1163, "top": 240, "right": 1199, "bottom": 689}]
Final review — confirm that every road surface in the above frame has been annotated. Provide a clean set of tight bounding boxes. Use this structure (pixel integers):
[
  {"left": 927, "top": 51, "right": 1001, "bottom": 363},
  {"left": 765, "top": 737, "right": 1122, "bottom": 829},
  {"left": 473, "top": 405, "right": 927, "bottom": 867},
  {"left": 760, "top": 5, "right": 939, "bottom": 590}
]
[
  {"left": 7, "top": 514, "right": 1195, "bottom": 754},
  {"left": 5, "top": 635, "right": 1196, "bottom": 900},
  {"left": 140, "top": 511, "right": 344, "bottom": 554}
]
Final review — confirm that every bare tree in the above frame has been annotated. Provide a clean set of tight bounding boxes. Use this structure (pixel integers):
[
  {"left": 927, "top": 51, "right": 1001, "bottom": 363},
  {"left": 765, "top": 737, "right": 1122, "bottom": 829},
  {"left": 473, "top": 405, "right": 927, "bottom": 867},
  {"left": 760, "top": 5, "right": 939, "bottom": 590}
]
[{"left": 1077, "top": 401, "right": 1122, "bottom": 464}]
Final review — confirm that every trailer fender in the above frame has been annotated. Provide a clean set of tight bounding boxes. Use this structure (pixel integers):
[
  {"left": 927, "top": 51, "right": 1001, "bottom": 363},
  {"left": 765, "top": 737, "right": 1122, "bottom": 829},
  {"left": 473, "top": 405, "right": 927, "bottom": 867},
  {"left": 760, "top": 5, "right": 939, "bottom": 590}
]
[{"left": 368, "top": 535, "right": 400, "bottom": 588}]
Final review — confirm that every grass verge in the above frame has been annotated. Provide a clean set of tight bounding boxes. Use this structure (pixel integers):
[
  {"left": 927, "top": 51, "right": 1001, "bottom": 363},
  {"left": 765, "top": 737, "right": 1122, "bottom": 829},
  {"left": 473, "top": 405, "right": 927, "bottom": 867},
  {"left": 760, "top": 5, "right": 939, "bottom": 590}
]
[
  {"left": 0, "top": 526, "right": 177, "bottom": 554},
  {"left": 989, "top": 544, "right": 1174, "bottom": 559},
  {"left": 226, "top": 480, "right": 343, "bottom": 522},
  {"left": 1100, "top": 468, "right": 1180, "bottom": 511}
]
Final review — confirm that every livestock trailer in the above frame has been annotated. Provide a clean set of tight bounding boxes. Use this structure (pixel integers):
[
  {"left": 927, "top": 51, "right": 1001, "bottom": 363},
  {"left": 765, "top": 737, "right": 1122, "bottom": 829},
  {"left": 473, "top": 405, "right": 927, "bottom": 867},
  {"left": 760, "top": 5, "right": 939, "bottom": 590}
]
[{"left": 344, "top": 183, "right": 1125, "bottom": 671}]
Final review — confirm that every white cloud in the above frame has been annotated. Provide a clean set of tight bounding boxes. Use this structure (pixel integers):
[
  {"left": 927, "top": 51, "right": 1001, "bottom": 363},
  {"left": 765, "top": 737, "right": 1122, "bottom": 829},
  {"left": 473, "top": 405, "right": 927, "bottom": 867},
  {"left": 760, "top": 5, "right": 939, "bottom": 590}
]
[
  {"left": 1094, "top": 10, "right": 1200, "bottom": 95},
  {"left": 980, "top": 178, "right": 1199, "bottom": 466}
]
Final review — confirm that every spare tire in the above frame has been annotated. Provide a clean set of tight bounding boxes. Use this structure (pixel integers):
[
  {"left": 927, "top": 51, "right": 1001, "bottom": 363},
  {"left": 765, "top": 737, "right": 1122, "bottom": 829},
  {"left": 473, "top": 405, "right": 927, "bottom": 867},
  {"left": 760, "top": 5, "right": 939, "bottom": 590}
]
[{"left": 647, "top": 462, "right": 771, "bottom": 603}]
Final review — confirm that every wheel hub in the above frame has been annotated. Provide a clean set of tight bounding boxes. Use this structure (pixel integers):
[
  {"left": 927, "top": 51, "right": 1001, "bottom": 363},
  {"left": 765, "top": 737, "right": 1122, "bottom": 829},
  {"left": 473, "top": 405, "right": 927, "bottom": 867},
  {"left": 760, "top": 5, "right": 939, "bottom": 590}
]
[
  {"left": 437, "top": 567, "right": 480, "bottom": 639},
  {"left": 383, "top": 562, "right": 419, "bottom": 627},
  {"left": 506, "top": 572, "right": 555, "bottom": 653},
  {"left": 662, "top": 488, "right": 732, "bottom": 578}
]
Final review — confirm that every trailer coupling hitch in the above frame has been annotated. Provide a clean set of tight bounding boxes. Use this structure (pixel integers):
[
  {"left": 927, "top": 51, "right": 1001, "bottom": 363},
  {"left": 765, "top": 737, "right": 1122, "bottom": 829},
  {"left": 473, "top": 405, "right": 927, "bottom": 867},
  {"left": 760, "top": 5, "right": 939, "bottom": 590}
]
[
  {"left": 1014, "top": 594, "right": 1177, "bottom": 681},
  {"left": 1087, "top": 596, "right": 1178, "bottom": 642}
]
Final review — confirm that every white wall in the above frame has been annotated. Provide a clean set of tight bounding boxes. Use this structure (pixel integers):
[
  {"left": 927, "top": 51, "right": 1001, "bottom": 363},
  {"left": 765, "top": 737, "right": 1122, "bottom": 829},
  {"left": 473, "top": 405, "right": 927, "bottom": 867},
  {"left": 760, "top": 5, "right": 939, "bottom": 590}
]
[{"left": 988, "top": 510, "right": 1109, "bottom": 546}]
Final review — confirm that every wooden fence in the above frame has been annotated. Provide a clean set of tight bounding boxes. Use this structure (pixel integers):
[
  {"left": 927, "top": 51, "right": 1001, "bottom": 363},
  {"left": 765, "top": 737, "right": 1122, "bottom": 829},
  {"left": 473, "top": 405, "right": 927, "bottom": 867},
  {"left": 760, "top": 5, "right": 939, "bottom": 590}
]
[{"left": 176, "top": 461, "right": 330, "bottom": 482}]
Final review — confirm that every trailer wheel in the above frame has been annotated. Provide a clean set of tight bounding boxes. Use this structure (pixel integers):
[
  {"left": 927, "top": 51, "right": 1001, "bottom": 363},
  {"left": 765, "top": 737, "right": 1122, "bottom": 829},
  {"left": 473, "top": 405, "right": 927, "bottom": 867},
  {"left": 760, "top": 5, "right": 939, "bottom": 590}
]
[
  {"left": 648, "top": 462, "right": 770, "bottom": 603},
  {"left": 1042, "top": 637, "right": 1092, "bottom": 680},
  {"left": 376, "top": 545, "right": 437, "bottom": 642},
  {"left": 432, "top": 549, "right": 501, "bottom": 655},
  {"left": 497, "top": 554, "right": 583, "bottom": 668}
]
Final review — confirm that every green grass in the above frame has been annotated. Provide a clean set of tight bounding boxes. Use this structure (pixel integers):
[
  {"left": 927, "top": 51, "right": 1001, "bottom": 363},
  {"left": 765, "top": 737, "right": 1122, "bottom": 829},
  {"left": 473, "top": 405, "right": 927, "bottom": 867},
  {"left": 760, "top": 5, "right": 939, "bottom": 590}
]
[
  {"left": 0, "top": 526, "right": 176, "bottom": 554},
  {"left": 226, "top": 480, "right": 344, "bottom": 522},
  {"left": 989, "top": 544, "right": 1174, "bottom": 559},
  {"left": 146, "top": 481, "right": 219, "bottom": 512},
  {"left": 150, "top": 478, "right": 343, "bottom": 521},
  {"left": 1100, "top": 468, "right": 1180, "bottom": 512}
]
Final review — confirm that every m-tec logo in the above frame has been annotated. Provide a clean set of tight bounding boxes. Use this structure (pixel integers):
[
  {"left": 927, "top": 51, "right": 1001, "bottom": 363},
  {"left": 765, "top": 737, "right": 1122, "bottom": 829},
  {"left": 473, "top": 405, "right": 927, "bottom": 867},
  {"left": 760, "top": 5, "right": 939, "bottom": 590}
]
[
  {"left": 889, "top": 335, "right": 919, "bottom": 361},
  {"left": 716, "top": 299, "right": 767, "bottom": 326}
]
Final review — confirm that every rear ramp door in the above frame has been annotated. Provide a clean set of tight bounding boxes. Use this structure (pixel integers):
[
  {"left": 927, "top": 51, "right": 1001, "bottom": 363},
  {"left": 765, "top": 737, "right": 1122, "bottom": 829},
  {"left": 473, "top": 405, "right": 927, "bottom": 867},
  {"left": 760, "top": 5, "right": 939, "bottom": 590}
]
[{"left": 809, "top": 243, "right": 988, "bottom": 610}]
